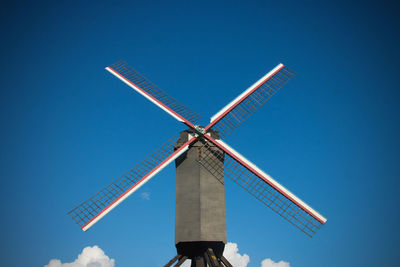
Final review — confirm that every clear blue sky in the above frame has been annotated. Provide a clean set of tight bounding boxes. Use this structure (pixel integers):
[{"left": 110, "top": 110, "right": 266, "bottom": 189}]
[{"left": 1, "top": 1, "right": 399, "bottom": 266}]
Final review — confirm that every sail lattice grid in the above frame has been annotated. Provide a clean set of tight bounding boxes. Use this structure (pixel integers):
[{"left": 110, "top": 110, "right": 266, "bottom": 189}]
[
  {"left": 68, "top": 134, "right": 180, "bottom": 228},
  {"left": 198, "top": 139, "right": 323, "bottom": 237},
  {"left": 212, "top": 67, "right": 295, "bottom": 139},
  {"left": 108, "top": 60, "right": 202, "bottom": 124}
]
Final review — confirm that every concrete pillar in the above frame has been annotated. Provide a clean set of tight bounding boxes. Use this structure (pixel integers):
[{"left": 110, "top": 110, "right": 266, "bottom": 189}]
[{"left": 174, "top": 130, "right": 226, "bottom": 258}]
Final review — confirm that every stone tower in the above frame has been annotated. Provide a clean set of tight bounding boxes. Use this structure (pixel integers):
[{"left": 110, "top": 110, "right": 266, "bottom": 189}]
[{"left": 174, "top": 130, "right": 226, "bottom": 261}]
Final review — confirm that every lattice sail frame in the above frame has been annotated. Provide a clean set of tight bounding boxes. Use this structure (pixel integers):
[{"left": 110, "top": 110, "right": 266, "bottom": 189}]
[
  {"left": 69, "top": 61, "right": 327, "bottom": 236},
  {"left": 68, "top": 135, "right": 195, "bottom": 231},
  {"left": 106, "top": 60, "right": 201, "bottom": 126},
  {"left": 206, "top": 64, "right": 295, "bottom": 139},
  {"left": 199, "top": 135, "right": 327, "bottom": 237}
]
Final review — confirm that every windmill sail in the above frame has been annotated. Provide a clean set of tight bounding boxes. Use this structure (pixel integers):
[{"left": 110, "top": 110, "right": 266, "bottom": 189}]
[
  {"left": 106, "top": 60, "right": 201, "bottom": 127},
  {"left": 70, "top": 60, "right": 327, "bottom": 243},
  {"left": 205, "top": 64, "right": 295, "bottom": 139},
  {"left": 200, "top": 135, "right": 327, "bottom": 237},
  {"left": 69, "top": 135, "right": 197, "bottom": 231}
]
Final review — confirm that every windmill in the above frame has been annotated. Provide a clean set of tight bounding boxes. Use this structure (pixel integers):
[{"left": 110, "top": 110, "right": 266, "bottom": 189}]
[{"left": 69, "top": 60, "right": 327, "bottom": 267}]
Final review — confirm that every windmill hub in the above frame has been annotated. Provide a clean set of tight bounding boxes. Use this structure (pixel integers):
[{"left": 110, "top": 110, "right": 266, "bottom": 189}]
[{"left": 194, "top": 125, "right": 206, "bottom": 136}]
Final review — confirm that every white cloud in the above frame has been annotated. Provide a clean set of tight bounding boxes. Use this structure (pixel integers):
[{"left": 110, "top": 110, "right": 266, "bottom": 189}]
[
  {"left": 141, "top": 192, "right": 150, "bottom": 200},
  {"left": 223, "top": 242, "right": 250, "bottom": 267},
  {"left": 181, "top": 259, "right": 191, "bottom": 267},
  {"left": 44, "top": 245, "right": 114, "bottom": 267},
  {"left": 261, "top": 258, "right": 290, "bottom": 267},
  {"left": 51, "top": 243, "right": 288, "bottom": 267}
]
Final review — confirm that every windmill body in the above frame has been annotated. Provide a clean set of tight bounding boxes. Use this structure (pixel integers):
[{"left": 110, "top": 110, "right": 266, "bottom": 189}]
[
  {"left": 175, "top": 130, "right": 226, "bottom": 260},
  {"left": 69, "top": 60, "right": 327, "bottom": 266}
]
